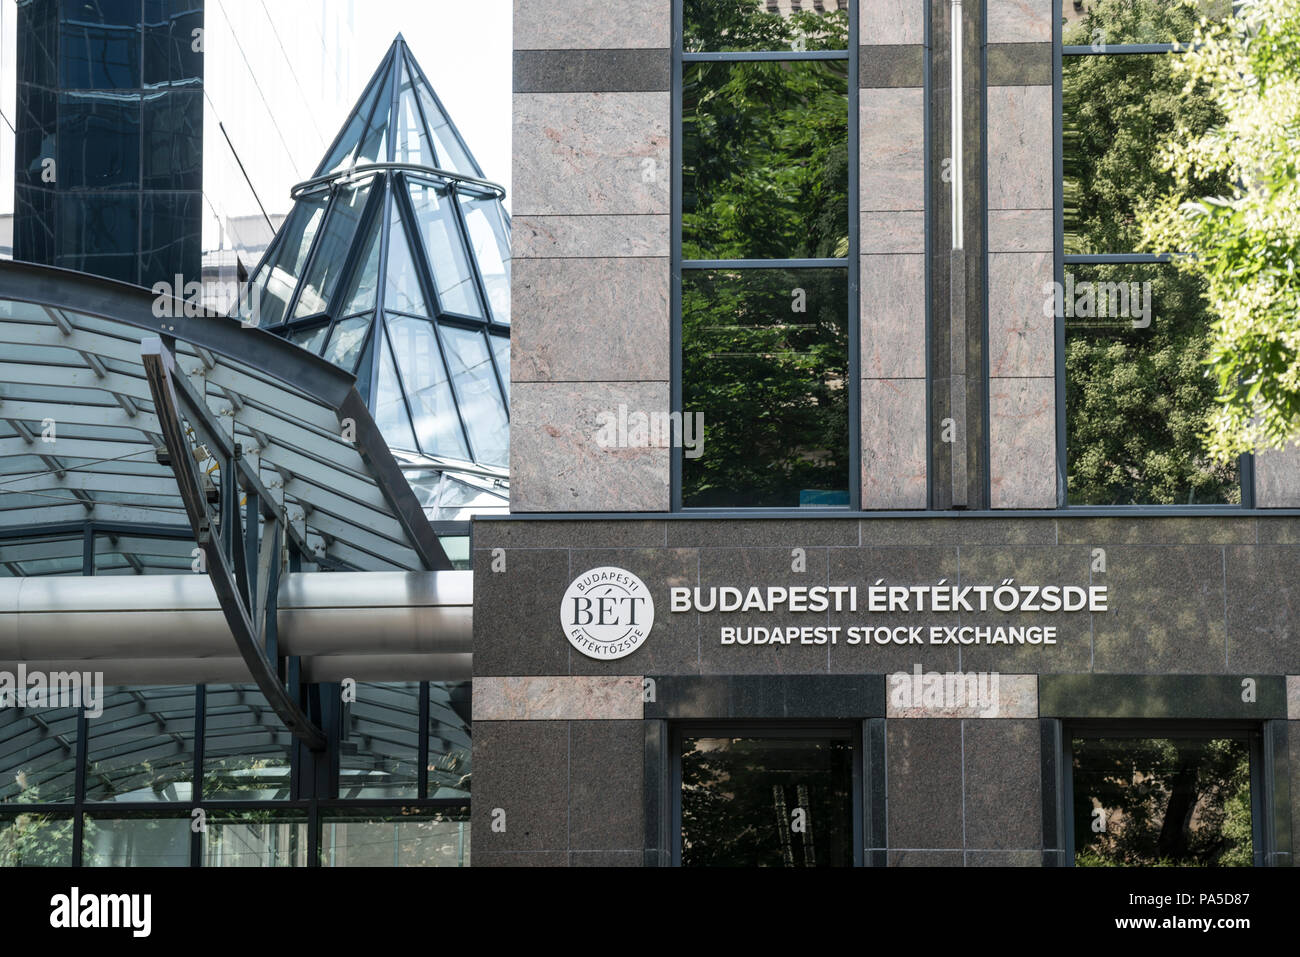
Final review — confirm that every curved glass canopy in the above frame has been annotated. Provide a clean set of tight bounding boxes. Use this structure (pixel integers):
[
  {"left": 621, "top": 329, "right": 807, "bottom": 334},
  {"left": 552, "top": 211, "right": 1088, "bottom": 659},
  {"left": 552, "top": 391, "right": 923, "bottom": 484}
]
[{"left": 236, "top": 37, "right": 510, "bottom": 521}]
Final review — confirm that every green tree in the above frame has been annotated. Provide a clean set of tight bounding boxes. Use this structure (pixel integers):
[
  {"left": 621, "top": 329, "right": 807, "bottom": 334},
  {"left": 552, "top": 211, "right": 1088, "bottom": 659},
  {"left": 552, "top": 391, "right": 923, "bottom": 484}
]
[
  {"left": 1064, "top": 0, "right": 1239, "bottom": 503},
  {"left": 1141, "top": 0, "right": 1300, "bottom": 461}
]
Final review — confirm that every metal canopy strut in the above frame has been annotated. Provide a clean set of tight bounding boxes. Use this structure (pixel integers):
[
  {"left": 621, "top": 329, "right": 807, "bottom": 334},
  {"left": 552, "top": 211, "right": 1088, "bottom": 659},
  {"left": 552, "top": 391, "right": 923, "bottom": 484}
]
[{"left": 143, "top": 338, "right": 327, "bottom": 751}]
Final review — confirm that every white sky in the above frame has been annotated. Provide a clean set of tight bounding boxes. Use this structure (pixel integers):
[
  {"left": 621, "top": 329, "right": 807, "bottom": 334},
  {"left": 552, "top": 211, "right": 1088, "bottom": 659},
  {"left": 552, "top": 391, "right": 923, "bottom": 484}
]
[{"left": 0, "top": 0, "right": 512, "bottom": 232}]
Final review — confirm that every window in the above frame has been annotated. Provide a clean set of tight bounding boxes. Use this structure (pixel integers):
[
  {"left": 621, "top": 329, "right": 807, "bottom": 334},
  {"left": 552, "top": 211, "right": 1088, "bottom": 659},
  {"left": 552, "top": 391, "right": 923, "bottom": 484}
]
[
  {"left": 675, "top": 725, "right": 858, "bottom": 866},
  {"left": 1067, "top": 726, "right": 1258, "bottom": 866},
  {"left": 677, "top": 0, "right": 854, "bottom": 509},
  {"left": 1060, "top": 0, "right": 1242, "bottom": 504},
  {"left": 0, "top": 681, "right": 471, "bottom": 866}
]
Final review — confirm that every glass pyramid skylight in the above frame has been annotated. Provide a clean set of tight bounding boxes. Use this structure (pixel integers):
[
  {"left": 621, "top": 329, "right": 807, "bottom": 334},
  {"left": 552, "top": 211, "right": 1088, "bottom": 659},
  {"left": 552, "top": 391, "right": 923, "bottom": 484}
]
[{"left": 237, "top": 36, "right": 511, "bottom": 511}]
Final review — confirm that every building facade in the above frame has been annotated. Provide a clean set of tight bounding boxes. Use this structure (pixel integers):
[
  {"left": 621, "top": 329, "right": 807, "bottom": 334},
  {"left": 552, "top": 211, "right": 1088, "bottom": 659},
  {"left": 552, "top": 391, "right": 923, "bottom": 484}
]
[{"left": 469, "top": 0, "right": 1300, "bottom": 866}]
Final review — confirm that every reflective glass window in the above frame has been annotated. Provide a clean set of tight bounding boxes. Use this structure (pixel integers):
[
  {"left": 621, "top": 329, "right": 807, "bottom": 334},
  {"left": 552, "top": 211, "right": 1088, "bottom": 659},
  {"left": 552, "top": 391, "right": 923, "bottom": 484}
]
[
  {"left": 253, "top": 193, "right": 327, "bottom": 328},
  {"left": 204, "top": 811, "right": 308, "bottom": 867},
  {"left": 1072, "top": 734, "right": 1253, "bottom": 866},
  {"left": 140, "top": 191, "right": 201, "bottom": 287},
  {"left": 294, "top": 182, "right": 373, "bottom": 318},
  {"left": 320, "top": 808, "right": 470, "bottom": 867},
  {"left": 60, "top": 2, "right": 140, "bottom": 89},
  {"left": 441, "top": 326, "right": 509, "bottom": 467},
  {"left": 682, "top": 60, "right": 849, "bottom": 260},
  {"left": 339, "top": 683, "right": 420, "bottom": 800},
  {"left": 0, "top": 813, "right": 74, "bottom": 866},
  {"left": 682, "top": 268, "right": 850, "bottom": 508},
  {"left": 685, "top": 0, "right": 851, "bottom": 52},
  {"left": 680, "top": 731, "right": 854, "bottom": 867},
  {"left": 142, "top": 90, "right": 202, "bottom": 190},
  {"left": 340, "top": 204, "right": 381, "bottom": 315},
  {"left": 408, "top": 179, "right": 481, "bottom": 317},
  {"left": 1064, "top": 263, "right": 1238, "bottom": 504},
  {"left": 324, "top": 316, "right": 371, "bottom": 371},
  {"left": 387, "top": 315, "right": 469, "bottom": 460},
  {"left": 143, "top": 1, "right": 203, "bottom": 88},
  {"left": 203, "top": 685, "right": 292, "bottom": 801},
  {"left": 57, "top": 92, "right": 140, "bottom": 190},
  {"left": 288, "top": 323, "right": 330, "bottom": 355},
  {"left": 417, "top": 81, "right": 478, "bottom": 176},
  {"left": 384, "top": 205, "right": 429, "bottom": 316},
  {"left": 82, "top": 815, "right": 189, "bottom": 866},
  {"left": 85, "top": 687, "right": 195, "bottom": 802},
  {"left": 428, "top": 682, "right": 471, "bottom": 798},
  {"left": 489, "top": 331, "right": 510, "bottom": 404},
  {"left": 0, "top": 705, "right": 79, "bottom": 804},
  {"left": 56, "top": 193, "right": 139, "bottom": 284},
  {"left": 458, "top": 193, "right": 511, "bottom": 324},
  {"left": 374, "top": 326, "right": 421, "bottom": 453},
  {"left": 1062, "top": 0, "right": 1232, "bottom": 46}
]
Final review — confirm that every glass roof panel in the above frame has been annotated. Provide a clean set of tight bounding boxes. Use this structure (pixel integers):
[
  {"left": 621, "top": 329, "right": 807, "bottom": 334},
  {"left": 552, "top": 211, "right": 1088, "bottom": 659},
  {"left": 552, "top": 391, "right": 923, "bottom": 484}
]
[
  {"left": 383, "top": 202, "right": 428, "bottom": 316},
  {"left": 255, "top": 194, "right": 327, "bottom": 328},
  {"left": 395, "top": 60, "right": 432, "bottom": 166},
  {"left": 341, "top": 210, "right": 382, "bottom": 315},
  {"left": 324, "top": 316, "right": 371, "bottom": 372},
  {"left": 293, "top": 181, "right": 373, "bottom": 318},
  {"left": 458, "top": 192, "right": 511, "bottom": 324},
  {"left": 407, "top": 179, "right": 480, "bottom": 318},
  {"left": 387, "top": 315, "right": 469, "bottom": 461},
  {"left": 319, "top": 63, "right": 387, "bottom": 174},
  {"left": 414, "top": 71, "right": 479, "bottom": 176},
  {"left": 288, "top": 323, "right": 329, "bottom": 355},
  {"left": 373, "top": 328, "right": 419, "bottom": 453},
  {"left": 440, "top": 326, "right": 508, "bottom": 468}
]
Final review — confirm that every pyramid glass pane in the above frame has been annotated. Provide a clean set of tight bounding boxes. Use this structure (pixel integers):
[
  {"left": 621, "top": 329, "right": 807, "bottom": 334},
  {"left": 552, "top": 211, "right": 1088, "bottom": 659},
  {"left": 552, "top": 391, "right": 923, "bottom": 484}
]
[
  {"left": 440, "top": 326, "right": 508, "bottom": 467},
  {"left": 395, "top": 62, "right": 433, "bottom": 166},
  {"left": 256, "top": 194, "right": 327, "bottom": 328},
  {"left": 319, "top": 65, "right": 386, "bottom": 175},
  {"left": 373, "top": 328, "right": 418, "bottom": 452},
  {"left": 407, "top": 178, "right": 480, "bottom": 318},
  {"left": 416, "top": 78, "right": 479, "bottom": 176},
  {"left": 325, "top": 316, "right": 371, "bottom": 372},
  {"left": 294, "top": 180, "right": 373, "bottom": 318},
  {"left": 289, "top": 323, "right": 329, "bottom": 354},
  {"left": 387, "top": 315, "right": 469, "bottom": 461},
  {"left": 458, "top": 192, "right": 511, "bottom": 324},
  {"left": 383, "top": 201, "right": 428, "bottom": 316},
  {"left": 341, "top": 211, "right": 381, "bottom": 315}
]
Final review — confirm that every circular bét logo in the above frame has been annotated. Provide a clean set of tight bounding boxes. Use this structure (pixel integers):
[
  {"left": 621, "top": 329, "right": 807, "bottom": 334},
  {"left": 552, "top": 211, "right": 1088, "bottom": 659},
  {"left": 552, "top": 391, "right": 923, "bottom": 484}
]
[{"left": 560, "top": 566, "right": 655, "bottom": 660}]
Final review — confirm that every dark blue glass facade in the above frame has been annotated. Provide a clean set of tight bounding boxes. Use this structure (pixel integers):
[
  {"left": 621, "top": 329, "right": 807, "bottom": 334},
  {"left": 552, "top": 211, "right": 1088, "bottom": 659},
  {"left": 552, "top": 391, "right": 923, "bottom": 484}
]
[{"left": 13, "top": 0, "right": 204, "bottom": 287}]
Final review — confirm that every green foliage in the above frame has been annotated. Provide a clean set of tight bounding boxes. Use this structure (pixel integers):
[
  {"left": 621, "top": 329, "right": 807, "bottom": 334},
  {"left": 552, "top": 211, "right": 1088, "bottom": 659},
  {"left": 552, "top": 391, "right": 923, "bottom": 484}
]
[
  {"left": 1140, "top": 0, "right": 1300, "bottom": 459},
  {"left": 1063, "top": 0, "right": 1239, "bottom": 502},
  {"left": 1073, "top": 736, "right": 1252, "bottom": 866},
  {"left": 683, "top": 270, "right": 849, "bottom": 507}
]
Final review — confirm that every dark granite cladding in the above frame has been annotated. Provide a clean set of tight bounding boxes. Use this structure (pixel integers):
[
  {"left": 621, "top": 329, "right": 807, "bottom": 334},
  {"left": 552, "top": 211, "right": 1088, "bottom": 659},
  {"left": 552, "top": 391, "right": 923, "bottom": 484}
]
[
  {"left": 513, "top": 49, "right": 670, "bottom": 93},
  {"left": 962, "top": 719, "right": 1042, "bottom": 850},
  {"left": 472, "top": 548, "right": 571, "bottom": 676},
  {"left": 644, "top": 675, "right": 885, "bottom": 720},
  {"left": 986, "top": 43, "right": 1051, "bottom": 86},
  {"left": 859, "top": 44, "right": 925, "bottom": 88},
  {"left": 1225, "top": 546, "right": 1300, "bottom": 673},
  {"left": 570, "top": 721, "right": 644, "bottom": 851},
  {"left": 1039, "top": 675, "right": 1288, "bottom": 719},
  {"left": 887, "top": 719, "right": 964, "bottom": 849},
  {"left": 472, "top": 721, "right": 569, "bottom": 853}
]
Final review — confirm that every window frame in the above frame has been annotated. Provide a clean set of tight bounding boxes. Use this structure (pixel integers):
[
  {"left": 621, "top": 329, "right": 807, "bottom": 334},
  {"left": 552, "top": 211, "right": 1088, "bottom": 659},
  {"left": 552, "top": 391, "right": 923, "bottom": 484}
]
[
  {"left": 671, "top": 0, "right": 860, "bottom": 512},
  {"left": 1054, "top": 9, "right": 1254, "bottom": 508},
  {"left": 670, "top": 720, "right": 864, "bottom": 867},
  {"left": 1061, "top": 719, "right": 1268, "bottom": 867}
]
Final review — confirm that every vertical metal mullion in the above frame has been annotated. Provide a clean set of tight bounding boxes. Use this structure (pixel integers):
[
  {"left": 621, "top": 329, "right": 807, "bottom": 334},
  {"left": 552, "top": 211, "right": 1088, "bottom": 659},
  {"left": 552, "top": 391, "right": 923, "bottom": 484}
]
[
  {"left": 392, "top": 174, "right": 494, "bottom": 459},
  {"left": 72, "top": 706, "right": 88, "bottom": 866},
  {"left": 191, "top": 683, "right": 205, "bottom": 867},
  {"left": 848, "top": 0, "right": 860, "bottom": 511},
  {"left": 418, "top": 681, "right": 430, "bottom": 800},
  {"left": 1054, "top": 25, "right": 1069, "bottom": 506},
  {"left": 81, "top": 523, "right": 93, "bottom": 576},
  {"left": 670, "top": 0, "right": 684, "bottom": 511}
]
